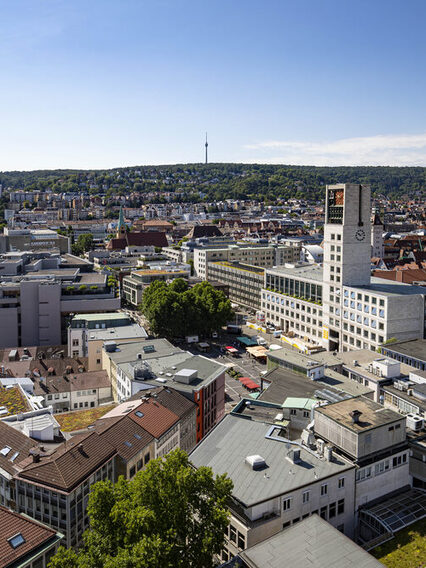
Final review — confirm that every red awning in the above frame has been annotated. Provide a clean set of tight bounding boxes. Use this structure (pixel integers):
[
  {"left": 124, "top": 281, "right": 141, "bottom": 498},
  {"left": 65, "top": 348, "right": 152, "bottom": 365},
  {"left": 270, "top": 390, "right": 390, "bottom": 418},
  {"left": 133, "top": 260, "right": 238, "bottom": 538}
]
[
  {"left": 238, "top": 377, "right": 260, "bottom": 390},
  {"left": 225, "top": 346, "right": 238, "bottom": 353}
]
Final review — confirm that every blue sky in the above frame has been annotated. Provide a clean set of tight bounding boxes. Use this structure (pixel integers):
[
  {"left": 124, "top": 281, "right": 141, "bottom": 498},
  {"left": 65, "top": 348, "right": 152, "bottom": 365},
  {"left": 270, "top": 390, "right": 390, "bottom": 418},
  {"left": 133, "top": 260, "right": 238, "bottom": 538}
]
[{"left": 1, "top": 0, "right": 426, "bottom": 170}]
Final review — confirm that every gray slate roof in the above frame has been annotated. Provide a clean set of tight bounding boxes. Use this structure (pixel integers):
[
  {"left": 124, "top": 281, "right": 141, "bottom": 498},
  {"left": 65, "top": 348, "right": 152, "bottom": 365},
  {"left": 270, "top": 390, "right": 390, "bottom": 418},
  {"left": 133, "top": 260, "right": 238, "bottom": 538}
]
[
  {"left": 190, "top": 415, "right": 354, "bottom": 507},
  {"left": 237, "top": 514, "right": 384, "bottom": 568}
]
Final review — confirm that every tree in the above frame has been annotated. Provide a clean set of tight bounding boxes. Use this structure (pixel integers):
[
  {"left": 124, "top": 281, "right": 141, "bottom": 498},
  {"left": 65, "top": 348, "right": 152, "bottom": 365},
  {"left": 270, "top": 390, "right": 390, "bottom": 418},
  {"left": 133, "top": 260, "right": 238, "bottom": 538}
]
[
  {"left": 48, "top": 449, "right": 232, "bottom": 568},
  {"left": 71, "top": 233, "right": 94, "bottom": 256},
  {"left": 139, "top": 279, "right": 233, "bottom": 338}
]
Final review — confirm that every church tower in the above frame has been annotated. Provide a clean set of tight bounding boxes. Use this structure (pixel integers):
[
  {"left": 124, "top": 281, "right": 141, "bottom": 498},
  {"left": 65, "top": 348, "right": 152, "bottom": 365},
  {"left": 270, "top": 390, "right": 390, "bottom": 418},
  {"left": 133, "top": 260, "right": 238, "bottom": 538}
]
[
  {"left": 116, "top": 205, "right": 127, "bottom": 238},
  {"left": 371, "top": 211, "right": 384, "bottom": 259}
]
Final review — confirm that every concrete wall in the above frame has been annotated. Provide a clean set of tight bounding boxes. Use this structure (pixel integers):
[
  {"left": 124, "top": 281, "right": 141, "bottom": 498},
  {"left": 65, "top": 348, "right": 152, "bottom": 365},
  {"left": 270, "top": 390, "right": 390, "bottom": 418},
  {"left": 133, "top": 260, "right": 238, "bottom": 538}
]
[
  {"left": 355, "top": 450, "right": 410, "bottom": 509},
  {"left": 0, "top": 307, "right": 19, "bottom": 348},
  {"left": 386, "top": 293, "right": 425, "bottom": 343},
  {"left": 20, "top": 281, "right": 62, "bottom": 347}
]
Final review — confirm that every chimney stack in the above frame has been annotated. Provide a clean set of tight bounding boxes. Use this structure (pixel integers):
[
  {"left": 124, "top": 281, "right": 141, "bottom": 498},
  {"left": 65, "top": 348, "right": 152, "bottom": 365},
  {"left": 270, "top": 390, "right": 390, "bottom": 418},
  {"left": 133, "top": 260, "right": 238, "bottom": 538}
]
[{"left": 350, "top": 409, "right": 362, "bottom": 424}]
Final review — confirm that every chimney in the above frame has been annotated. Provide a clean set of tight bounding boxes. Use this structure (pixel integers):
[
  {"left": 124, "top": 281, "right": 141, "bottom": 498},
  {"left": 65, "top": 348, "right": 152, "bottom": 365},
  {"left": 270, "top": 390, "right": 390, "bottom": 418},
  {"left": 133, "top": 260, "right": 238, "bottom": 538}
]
[
  {"left": 350, "top": 410, "right": 362, "bottom": 424},
  {"left": 30, "top": 449, "right": 40, "bottom": 463},
  {"left": 292, "top": 449, "right": 301, "bottom": 464}
]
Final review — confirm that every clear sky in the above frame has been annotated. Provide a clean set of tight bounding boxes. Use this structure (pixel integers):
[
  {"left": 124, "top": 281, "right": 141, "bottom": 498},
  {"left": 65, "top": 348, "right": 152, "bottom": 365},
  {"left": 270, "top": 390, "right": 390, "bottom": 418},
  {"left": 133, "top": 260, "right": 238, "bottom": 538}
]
[{"left": 1, "top": 0, "right": 426, "bottom": 170}]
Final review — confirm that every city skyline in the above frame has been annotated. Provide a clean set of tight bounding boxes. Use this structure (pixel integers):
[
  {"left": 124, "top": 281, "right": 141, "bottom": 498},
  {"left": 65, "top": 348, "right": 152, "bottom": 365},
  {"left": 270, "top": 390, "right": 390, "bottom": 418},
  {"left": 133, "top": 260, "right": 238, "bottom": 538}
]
[{"left": 1, "top": 0, "right": 426, "bottom": 170}]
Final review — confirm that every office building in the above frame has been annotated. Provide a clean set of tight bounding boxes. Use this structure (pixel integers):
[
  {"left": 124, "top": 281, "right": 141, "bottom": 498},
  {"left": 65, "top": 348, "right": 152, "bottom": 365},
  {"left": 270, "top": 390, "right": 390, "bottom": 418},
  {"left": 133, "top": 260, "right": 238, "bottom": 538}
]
[
  {"left": 190, "top": 414, "right": 356, "bottom": 559},
  {"left": 206, "top": 261, "right": 265, "bottom": 310},
  {"left": 261, "top": 185, "right": 426, "bottom": 352},
  {"left": 314, "top": 396, "right": 410, "bottom": 511},
  {"left": 122, "top": 268, "right": 190, "bottom": 307},
  {"left": 194, "top": 243, "right": 299, "bottom": 281},
  {"left": 0, "top": 271, "right": 119, "bottom": 348},
  {"left": 0, "top": 228, "right": 70, "bottom": 255}
]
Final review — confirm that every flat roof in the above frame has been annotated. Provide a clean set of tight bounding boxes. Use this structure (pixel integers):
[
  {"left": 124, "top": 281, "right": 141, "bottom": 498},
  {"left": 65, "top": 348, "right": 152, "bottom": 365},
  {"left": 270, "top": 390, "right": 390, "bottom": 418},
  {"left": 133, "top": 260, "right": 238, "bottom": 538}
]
[
  {"left": 282, "top": 397, "right": 317, "bottom": 410},
  {"left": 132, "top": 269, "right": 188, "bottom": 275},
  {"left": 267, "top": 347, "right": 323, "bottom": 369},
  {"left": 190, "top": 415, "right": 354, "bottom": 507},
  {"left": 237, "top": 514, "right": 383, "bottom": 568},
  {"left": 89, "top": 324, "right": 147, "bottom": 341},
  {"left": 266, "top": 264, "right": 324, "bottom": 282},
  {"left": 72, "top": 313, "right": 130, "bottom": 322},
  {"left": 210, "top": 261, "right": 265, "bottom": 274},
  {"left": 106, "top": 339, "right": 178, "bottom": 364},
  {"left": 231, "top": 399, "right": 288, "bottom": 425},
  {"left": 315, "top": 396, "right": 404, "bottom": 432},
  {"left": 382, "top": 339, "right": 426, "bottom": 362},
  {"left": 348, "top": 277, "right": 426, "bottom": 298},
  {"left": 119, "top": 352, "right": 226, "bottom": 393},
  {"left": 259, "top": 366, "right": 372, "bottom": 406}
]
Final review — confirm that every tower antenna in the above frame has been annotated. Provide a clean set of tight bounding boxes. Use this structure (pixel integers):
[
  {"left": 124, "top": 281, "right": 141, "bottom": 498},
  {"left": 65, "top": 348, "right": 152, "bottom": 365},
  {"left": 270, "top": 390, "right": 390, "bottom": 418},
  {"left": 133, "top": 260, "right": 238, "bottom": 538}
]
[{"left": 205, "top": 132, "right": 208, "bottom": 164}]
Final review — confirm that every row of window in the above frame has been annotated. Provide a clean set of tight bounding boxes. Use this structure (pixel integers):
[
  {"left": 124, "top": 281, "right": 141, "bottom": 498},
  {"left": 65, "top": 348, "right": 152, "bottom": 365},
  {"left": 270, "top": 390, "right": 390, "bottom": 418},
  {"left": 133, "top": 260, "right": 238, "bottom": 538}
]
[
  {"left": 283, "top": 478, "right": 345, "bottom": 511},
  {"left": 343, "top": 300, "right": 385, "bottom": 317},
  {"left": 344, "top": 289, "right": 385, "bottom": 306},
  {"left": 283, "top": 499, "right": 345, "bottom": 527},
  {"left": 356, "top": 453, "right": 407, "bottom": 481}
]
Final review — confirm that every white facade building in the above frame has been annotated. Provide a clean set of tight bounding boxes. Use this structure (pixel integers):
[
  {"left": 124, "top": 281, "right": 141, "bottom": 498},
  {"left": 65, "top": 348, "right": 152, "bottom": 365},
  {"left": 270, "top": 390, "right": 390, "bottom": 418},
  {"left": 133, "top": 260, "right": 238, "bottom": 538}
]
[{"left": 261, "top": 185, "right": 426, "bottom": 352}]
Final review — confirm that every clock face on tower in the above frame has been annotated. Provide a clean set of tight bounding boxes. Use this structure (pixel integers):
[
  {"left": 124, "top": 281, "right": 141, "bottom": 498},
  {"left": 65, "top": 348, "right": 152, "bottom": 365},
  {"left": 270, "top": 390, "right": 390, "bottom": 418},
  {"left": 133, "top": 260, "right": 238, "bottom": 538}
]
[
  {"left": 355, "top": 229, "right": 366, "bottom": 241},
  {"left": 335, "top": 190, "right": 344, "bottom": 205}
]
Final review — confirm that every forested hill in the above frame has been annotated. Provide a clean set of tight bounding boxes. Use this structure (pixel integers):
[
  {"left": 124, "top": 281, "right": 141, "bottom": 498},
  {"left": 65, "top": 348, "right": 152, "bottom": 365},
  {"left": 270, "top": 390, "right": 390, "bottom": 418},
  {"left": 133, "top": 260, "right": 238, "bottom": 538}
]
[{"left": 1, "top": 164, "right": 425, "bottom": 202}]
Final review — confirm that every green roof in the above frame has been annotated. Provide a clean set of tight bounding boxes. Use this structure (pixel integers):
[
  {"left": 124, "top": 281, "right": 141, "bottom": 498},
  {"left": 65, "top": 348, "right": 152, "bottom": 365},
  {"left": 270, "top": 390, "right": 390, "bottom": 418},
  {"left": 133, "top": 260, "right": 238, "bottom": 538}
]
[{"left": 282, "top": 397, "right": 317, "bottom": 410}]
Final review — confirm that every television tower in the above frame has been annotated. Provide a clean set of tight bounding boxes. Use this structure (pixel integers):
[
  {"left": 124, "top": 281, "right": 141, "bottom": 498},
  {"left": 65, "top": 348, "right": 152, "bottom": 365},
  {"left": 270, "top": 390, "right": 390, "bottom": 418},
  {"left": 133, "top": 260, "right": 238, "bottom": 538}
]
[{"left": 205, "top": 132, "right": 208, "bottom": 164}]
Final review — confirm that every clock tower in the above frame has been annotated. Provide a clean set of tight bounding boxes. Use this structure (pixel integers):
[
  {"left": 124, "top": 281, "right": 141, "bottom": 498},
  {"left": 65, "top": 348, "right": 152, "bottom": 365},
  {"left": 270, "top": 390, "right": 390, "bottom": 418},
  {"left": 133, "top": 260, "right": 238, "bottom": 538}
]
[{"left": 322, "top": 184, "right": 371, "bottom": 350}]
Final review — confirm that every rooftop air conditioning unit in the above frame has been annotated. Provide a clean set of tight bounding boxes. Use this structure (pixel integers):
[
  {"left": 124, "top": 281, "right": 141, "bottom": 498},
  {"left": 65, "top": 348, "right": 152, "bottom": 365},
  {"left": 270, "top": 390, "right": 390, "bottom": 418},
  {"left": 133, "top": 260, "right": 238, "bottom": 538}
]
[{"left": 406, "top": 415, "right": 424, "bottom": 431}]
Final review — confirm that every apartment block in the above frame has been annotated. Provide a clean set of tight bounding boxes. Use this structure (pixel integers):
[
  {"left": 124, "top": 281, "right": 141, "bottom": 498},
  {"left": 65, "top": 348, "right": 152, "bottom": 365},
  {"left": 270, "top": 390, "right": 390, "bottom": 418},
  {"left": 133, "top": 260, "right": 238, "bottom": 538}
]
[
  {"left": 67, "top": 312, "right": 147, "bottom": 369},
  {"left": 102, "top": 339, "right": 226, "bottom": 442}
]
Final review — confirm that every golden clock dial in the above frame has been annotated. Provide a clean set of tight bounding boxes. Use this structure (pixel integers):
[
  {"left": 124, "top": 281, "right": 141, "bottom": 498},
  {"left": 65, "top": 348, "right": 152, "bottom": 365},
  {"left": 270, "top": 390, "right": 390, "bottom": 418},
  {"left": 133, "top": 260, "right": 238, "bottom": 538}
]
[{"left": 335, "top": 190, "right": 344, "bottom": 205}]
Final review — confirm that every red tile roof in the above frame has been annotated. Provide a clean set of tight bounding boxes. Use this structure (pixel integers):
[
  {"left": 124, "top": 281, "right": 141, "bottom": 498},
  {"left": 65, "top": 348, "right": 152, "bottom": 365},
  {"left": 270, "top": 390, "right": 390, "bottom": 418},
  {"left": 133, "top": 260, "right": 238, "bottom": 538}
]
[
  {"left": 128, "top": 398, "right": 179, "bottom": 439},
  {"left": 373, "top": 268, "right": 426, "bottom": 284},
  {"left": 19, "top": 432, "right": 116, "bottom": 492},
  {"left": 0, "top": 506, "right": 60, "bottom": 568}
]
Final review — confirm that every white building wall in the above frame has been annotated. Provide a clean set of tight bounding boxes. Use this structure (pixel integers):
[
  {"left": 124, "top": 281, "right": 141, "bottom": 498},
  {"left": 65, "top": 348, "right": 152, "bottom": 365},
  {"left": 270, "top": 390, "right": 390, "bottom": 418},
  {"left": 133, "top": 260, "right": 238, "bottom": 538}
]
[{"left": 355, "top": 450, "right": 411, "bottom": 509}]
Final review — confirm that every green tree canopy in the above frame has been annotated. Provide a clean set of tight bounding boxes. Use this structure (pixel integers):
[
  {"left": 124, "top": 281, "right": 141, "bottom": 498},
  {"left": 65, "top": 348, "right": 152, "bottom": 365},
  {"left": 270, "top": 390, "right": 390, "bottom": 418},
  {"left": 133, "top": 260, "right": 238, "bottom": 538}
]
[
  {"left": 71, "top": 233, "right": 94, "bottom": 256},
  {"left": 48, "top": 449, "right": 232, "bottom": 568},
  {"left": 140, "top": 279, "right": 233, "bottom": 338}
]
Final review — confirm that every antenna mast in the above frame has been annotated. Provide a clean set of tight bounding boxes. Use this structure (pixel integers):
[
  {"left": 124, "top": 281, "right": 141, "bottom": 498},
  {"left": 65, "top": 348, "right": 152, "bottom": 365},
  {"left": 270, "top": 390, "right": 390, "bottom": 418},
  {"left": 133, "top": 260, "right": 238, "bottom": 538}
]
[{"left": 205, "top": 132, "right": 208, "bottom": 164}]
